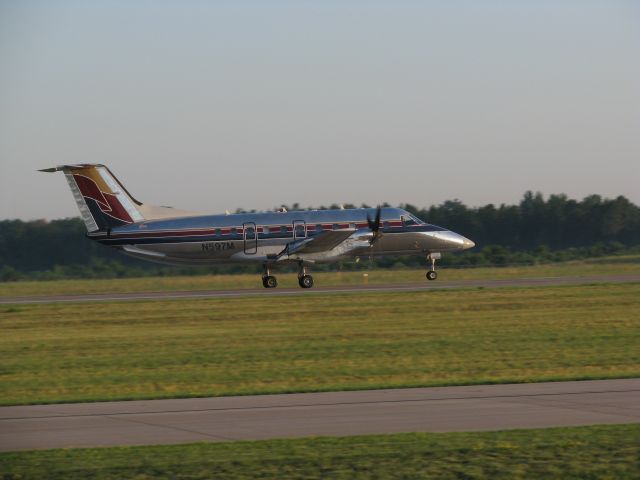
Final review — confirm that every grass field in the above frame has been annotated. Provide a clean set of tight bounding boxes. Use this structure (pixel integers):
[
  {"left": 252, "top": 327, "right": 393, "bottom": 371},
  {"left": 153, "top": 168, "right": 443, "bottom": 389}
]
[
  {"left": 1, "top": 282, "right": 638, "bottom": 405},
  {"left": 1, "top": 255, "right": 640, "bottom": 297},
  {"left": 1, "top": 425, "right": 638, "bottom": 479}
]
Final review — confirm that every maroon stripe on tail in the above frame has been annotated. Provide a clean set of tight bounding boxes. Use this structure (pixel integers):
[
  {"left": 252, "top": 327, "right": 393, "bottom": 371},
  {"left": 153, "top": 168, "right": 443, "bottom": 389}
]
[
  {"left": 102, "top": 192, "right": 133, "bottom": 223},
  {"left": 73, "top": 174, "right": 133, "bottom": 223},
  {"left": 73, "top": 175, "right": 108, "bottom": 208}
]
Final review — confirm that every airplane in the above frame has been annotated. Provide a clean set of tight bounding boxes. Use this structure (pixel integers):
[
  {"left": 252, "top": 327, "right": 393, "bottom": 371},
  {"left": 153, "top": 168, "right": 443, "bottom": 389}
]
[{"left": 41, "top": 164, "right": 475, "bottom": 288}]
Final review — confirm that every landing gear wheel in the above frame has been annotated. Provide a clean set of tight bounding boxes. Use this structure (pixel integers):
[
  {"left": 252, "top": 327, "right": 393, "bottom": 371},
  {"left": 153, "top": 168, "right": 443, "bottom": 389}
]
[
  {"left": 262, "top": 275, "right": 278, "bottom": 288},
  {"left": 426, "top": 253, "right": 440, "bottom": 281},
  {"left": 298, "top": 275, "right": 314, "bottom": 288}
]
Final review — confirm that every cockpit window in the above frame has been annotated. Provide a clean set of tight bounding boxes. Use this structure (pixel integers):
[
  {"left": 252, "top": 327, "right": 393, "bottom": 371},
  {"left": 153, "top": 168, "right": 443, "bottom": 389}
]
[
  {"left": 401, "top": 215, "right": 417, "bottom": 226},
  {"left": 402, "top": 214, "right": 423, "bottom": 225}
]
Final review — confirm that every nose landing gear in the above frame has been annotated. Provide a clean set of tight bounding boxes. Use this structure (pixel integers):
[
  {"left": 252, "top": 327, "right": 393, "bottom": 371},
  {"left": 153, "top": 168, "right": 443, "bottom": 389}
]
[
  {"left": 298, "top": 263, "right": 314, "bottom": 288},
  {"left": 426, "top": 253, "right": 440, "bottom": 281}
]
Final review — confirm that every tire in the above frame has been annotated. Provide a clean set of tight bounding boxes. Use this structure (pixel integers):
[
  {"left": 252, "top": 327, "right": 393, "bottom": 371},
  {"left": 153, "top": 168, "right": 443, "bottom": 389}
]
[
  {"left": 299, "top": 275, "right": 314, "bottom": 288},
  {"left": 263, "top": 275, "right": 278, "bottom": 288},
  {"left": 426, "top": 270, "right": 438, "bottom": 281}
]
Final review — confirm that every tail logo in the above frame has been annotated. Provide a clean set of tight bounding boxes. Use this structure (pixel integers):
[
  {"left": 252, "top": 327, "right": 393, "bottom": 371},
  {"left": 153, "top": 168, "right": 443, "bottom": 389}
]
[{"left": 73, "top": 174, "right": 133, "bottom": 224}]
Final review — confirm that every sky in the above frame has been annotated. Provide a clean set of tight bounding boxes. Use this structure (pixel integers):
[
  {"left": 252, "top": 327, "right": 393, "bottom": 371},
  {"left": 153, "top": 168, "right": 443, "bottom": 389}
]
[{"left": 1, "top": 0, "right": 639, "bottom": 220}]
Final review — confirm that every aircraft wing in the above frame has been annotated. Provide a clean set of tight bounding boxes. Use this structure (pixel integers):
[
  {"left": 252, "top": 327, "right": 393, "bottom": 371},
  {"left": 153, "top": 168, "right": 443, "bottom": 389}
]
[{"left": 284, "top": 229, "right": 356, "bottom": 255}]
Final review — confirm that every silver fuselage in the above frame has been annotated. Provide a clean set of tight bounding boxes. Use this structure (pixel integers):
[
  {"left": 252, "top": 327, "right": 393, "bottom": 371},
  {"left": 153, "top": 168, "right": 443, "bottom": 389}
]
[{"left": 89, "top": 207, "right": 474, "bottom": 266}]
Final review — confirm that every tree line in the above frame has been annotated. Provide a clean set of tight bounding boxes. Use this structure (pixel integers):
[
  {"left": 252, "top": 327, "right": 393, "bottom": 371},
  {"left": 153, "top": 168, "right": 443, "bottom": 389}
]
[{"left": 1, "top": 192, "right": 639, "bottom": 281}]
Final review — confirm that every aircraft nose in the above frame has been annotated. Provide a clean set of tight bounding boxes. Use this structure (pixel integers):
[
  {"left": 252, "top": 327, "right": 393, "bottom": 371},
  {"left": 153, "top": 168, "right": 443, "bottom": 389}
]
[{"left": 435, "top": 230, "right": 475, "bottom": 250}]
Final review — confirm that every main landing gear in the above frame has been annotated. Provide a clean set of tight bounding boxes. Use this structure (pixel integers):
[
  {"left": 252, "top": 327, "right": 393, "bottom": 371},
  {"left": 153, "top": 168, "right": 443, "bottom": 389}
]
[
  {"left": 298, "top": 263, "right": 314, "bottom": 289},
  {"left": 426, "top": 253, "right": 440, "bottom": 281},
  {"left": 260, "top": 264, "right": 314, "bottom": 288},
  {"left": 262, "top": 265, "right": 278, "bottom": 289}
]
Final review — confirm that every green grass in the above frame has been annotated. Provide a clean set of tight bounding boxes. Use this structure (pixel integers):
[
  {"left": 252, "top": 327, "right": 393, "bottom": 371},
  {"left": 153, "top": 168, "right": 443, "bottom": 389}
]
[
  {"left": 1, "top": 283, "right": 639, "bottom": 405},
  {"left": 2, "top": 256, "right": 640, "bottom": 297},
  {"left": 1, "top": 425, "right": 638, "bottom": 479}
]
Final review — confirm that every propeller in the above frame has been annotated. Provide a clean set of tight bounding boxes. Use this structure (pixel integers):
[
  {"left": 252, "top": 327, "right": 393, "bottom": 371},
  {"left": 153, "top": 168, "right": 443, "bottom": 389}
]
[{"left": 366, "top": 206, "right": 383, "bottom": 245}]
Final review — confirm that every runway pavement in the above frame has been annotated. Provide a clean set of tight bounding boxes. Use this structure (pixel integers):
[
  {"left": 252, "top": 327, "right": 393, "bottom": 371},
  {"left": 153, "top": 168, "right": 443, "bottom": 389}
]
[
  {"left": 1, "top": 379, "right": 638, "bottom": 451},
  {"left": 1, "top": 274, "right": 639, "bottom": 304}
]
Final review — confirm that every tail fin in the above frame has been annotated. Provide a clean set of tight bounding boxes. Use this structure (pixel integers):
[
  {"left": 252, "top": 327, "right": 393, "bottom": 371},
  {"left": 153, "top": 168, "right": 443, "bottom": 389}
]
[{"left": 40, "top": 164, "right": 198, "bottom": 232}]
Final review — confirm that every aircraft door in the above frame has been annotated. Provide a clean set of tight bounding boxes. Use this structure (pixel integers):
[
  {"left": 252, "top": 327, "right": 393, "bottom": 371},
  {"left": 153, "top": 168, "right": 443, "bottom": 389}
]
[
  {"left": 243, "top": 222, "right": 257, "bottom": 254},
  {"left": 293, "top": 220, "right": 306, "bottom": 240}
]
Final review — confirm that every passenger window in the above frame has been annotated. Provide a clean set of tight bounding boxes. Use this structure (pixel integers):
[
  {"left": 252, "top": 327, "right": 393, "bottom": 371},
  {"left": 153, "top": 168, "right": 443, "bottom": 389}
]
[
  {"left": 332, "top": 223, "right": 339, "bottom": 230},
  {"left": 263, "top": 226, "right": 270, "bottom": 234},
  {"left": 230, "top": 228, "right": 237, "bottom": 235},
  {"left": 316, "top": 224, "right": 323, "bottom": 232}
]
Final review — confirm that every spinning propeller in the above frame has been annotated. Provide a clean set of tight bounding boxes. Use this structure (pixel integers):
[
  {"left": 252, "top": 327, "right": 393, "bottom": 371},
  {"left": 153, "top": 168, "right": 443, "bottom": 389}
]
[{"left": 366, "top": 206, "right": 383, "bottom": 245}]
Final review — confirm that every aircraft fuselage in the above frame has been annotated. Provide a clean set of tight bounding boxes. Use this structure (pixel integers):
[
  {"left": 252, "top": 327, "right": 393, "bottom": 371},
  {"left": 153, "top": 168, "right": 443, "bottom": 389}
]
[
  {"left": 88, "top": 207, "right": 474, "bottom": 266},
  {"left": 42, "top": 164, "right": 475, "bottom": 288}
]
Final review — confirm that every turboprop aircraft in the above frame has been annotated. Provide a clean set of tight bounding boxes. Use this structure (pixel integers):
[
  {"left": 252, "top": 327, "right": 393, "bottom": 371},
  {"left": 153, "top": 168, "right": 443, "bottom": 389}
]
[{"left": 42, "top": 164, "right": 475, "bottom": 288}]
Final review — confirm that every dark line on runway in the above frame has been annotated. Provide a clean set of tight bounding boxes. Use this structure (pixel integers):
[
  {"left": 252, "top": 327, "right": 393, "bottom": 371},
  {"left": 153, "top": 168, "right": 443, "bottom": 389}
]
[
  {"left": 106, "top": 414, "right": 236, "bottom": 442},
  {"left": 1, "top": 274, "right": 639, "bottom": 304},
  {"left": 3, "top": 387, "right": 639, "bottom": 421}
]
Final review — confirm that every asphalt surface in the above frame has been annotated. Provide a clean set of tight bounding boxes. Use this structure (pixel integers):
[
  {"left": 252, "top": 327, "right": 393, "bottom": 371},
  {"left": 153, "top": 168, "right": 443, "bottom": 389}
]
[
  {"left": 1, "top": 274, "right": 639, "bottom": 304},
  {"left": 1, "top": 379, "right": 638, "bottom": 451}
]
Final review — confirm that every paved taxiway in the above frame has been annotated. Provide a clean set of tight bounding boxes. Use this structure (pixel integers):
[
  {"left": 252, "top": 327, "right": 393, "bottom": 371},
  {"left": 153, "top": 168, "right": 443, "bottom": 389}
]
[
  {"left": 1, "top": 379, "right": 638, "bottom": 451},
  {"left": 1, "top": 274, "right": 639, "bottom": 304}
]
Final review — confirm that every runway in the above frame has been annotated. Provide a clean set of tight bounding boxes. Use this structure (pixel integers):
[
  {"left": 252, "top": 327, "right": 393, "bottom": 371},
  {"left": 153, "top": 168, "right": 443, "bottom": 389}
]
[
  {"left": 1, "top": 274, "right": 639, "bottom": 304},
  {"left": 1, "top": 379, "right": 638, "bottom": 451}
]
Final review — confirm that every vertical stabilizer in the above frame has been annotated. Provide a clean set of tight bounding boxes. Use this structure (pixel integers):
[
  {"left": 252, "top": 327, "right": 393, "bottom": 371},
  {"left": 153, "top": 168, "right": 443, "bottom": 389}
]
[
  {"left": 42, "top": 163, "right": 201, "bottom": 231},
  {"left": 40, "top": 164, "right": 144, "bottom": 232}
]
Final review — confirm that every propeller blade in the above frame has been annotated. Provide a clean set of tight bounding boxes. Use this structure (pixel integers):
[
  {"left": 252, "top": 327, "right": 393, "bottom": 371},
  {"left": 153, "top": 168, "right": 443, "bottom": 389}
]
[
  {"left": 366, "top": 205, "right": 382, "bottom": 230},
  {"left": 366, "top": 206, "right": 383, "bottom": 245}
]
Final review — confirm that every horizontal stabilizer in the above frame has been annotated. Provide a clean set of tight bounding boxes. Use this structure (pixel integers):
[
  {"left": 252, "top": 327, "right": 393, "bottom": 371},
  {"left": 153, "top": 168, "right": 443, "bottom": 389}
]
[{"left": 39, "top": 164, "right": 99, "bottom": 173}]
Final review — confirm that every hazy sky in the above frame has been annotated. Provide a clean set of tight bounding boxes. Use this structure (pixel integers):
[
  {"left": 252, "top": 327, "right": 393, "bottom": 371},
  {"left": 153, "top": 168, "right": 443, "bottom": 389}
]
[{"left": 1, "top": 0, "right": 639, "bottom": 220}]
